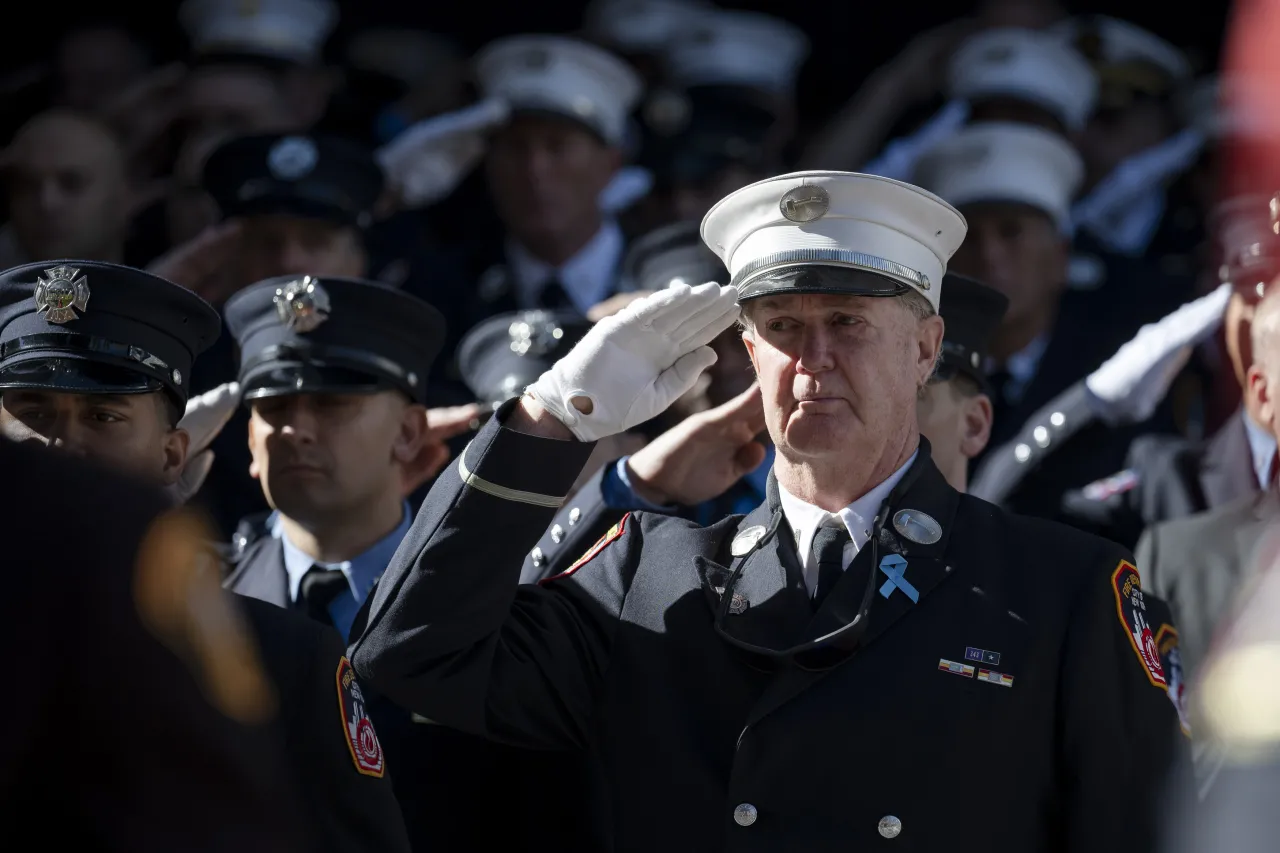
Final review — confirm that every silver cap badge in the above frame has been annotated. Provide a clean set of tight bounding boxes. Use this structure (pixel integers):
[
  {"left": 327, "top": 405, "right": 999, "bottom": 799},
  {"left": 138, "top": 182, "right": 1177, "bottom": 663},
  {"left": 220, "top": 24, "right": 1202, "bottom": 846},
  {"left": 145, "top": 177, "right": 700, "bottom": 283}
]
[
  {"left": 34, "top": 265, "right": 90, "bottom": 324},
  {"left": 779, "top": 185, "right": 830, "bottom": 223},
  {"left": 268, "top": 136, "right": 319, "bottom": 181},
  {"left": 273, "top": 276, "right": 331, "bottom": 333}
]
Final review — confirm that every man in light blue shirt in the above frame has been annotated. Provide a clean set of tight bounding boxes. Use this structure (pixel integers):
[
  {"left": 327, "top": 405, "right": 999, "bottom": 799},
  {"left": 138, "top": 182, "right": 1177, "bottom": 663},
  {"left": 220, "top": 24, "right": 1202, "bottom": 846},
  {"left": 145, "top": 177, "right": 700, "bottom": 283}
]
[{"left": 220, "top": 274, "right": 450, "bottom": 632}]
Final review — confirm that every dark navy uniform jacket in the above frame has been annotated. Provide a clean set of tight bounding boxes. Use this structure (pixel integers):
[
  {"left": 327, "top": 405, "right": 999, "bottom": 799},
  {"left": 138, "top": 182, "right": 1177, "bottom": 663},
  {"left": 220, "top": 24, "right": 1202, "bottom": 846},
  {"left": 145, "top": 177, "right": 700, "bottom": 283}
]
[{"left": 351, "top": 401, "right": 1182, "bottom": 853}]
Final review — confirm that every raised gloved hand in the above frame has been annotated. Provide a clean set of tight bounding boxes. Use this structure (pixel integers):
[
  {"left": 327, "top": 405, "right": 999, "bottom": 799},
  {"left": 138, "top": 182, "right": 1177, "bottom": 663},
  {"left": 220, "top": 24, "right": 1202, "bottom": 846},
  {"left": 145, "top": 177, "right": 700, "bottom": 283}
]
[
  {"left": 376, "top": 98, "right": 509, "bottom": 208},
  {"left": 167, "top": 381, "right": 241, "bottom": 505},
  {"left": 1085, "top": 283, "right": 1231, "bottom": 425},
  {"left": 525, "top": 282, "right": 740, "bottom": 442}
]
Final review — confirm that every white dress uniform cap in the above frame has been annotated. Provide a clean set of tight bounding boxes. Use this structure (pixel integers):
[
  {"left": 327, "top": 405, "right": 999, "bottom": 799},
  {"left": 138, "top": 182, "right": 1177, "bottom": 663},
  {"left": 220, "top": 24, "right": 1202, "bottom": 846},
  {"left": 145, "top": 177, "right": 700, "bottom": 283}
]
[
  {"left": 475, "top": 35, "right": 642, "bottom": 147},
  {"left": 180, "top": 0, "right": 337, "bottom": 64},
  {"left": 665, "top": 10, "right": 810, "bottom": 94},
  {"left": 583, "top": 0, "right": 713, "bottom": 53},
  {"left": 700, "top": 171, "right": 966, "bottom": 312},
  {"left": 948, "top": 28, "right": 1098, "bottom": 132},
  {"left": 913, "top": 122, "right": 1083, "bottom": 234},
  {"left": 1051, "top": 16, "right": 1191, "bottom": 82}
]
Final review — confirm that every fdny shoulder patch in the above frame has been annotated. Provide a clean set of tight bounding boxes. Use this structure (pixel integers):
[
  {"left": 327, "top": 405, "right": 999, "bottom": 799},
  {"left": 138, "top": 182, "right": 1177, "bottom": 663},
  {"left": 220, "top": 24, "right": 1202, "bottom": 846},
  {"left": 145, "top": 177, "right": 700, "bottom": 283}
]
[
  {"left": 1156, "top": 624, "right": 1191, "bottom": 737},
  {"left": 539, "top": 513, "right": 630, "bottom": 585},
  {"left": 336, "top": 656, "right": 385, "bottom": 777},
  {"left": 1111, "top": 560, "right": 1167, "bottom": 689}
]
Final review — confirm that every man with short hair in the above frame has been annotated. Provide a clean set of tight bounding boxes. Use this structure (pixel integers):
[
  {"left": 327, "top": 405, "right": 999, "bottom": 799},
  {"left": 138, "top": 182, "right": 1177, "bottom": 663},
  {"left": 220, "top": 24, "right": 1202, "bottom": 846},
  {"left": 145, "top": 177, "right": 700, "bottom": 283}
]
[
  {"left": 1140, "top": 284, "right": 1280, "bottom": 682},
  {"left": 352, "top": 171, "right": 1180, "bottom": 852},
  {"left": 0, "top": 259, "right": 411, "bottom": 853},
  {"left": 914, "top": 121, "right": 1176, "bottom": 520},
  {"left": 431, "top": 35, "right": 641, "bottom": 340}
]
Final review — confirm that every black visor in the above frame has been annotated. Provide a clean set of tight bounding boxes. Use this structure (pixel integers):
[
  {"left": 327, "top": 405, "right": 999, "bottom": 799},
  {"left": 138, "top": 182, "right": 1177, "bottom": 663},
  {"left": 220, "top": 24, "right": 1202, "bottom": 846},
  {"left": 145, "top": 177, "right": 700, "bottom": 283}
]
[
  {"left": 0, "top": 358, "right": 162, "bottom": 395},
  {"left": 738, "top": 264, "right": 911, "bottom": 303}
]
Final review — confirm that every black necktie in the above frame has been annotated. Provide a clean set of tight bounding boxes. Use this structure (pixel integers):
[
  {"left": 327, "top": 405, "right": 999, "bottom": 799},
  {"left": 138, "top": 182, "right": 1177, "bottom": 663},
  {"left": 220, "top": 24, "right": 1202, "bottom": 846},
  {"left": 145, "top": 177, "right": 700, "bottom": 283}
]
[
  {"left": 536, "top": 277, "right": 573, "bottom": 310},
  {"left": 298, "top": 566, "right": 349, "bottom": 626},
  {"left": 811, "top": 524, "right": 851, "bottom": 609}
]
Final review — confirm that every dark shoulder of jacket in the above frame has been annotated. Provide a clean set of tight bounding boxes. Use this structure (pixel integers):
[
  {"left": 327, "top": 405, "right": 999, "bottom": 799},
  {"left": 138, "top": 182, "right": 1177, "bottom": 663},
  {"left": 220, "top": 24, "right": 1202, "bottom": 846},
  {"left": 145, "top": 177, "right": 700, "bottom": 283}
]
[
  {"left": 955, "top": 492, "right": 1129, "bottom": 586},
  {"left": 217, "top": 511, "right": 275, "bottom": 566},
  {"left": 230, "top": 591, "right": 341, "bottom": 682},
  {"left": 639, "top": 508, "right": 750, "bottom": 561},
  {"left": 1127, "top": 433, "right": 1204, "bottom": 484}
]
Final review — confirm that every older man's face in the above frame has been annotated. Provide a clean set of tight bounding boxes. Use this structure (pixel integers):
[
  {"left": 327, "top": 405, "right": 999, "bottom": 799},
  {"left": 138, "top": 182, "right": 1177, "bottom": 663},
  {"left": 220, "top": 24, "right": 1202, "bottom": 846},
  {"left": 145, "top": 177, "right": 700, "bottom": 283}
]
[{"left": 742, "top": 293, "right": 943, "bottom": 461}]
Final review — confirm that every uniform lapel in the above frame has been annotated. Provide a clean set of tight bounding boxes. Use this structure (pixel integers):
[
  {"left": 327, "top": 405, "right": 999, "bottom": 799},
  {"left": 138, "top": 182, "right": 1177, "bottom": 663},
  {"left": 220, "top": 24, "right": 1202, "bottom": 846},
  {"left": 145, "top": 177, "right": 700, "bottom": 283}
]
[
  {"left": 222, "top": 537, "right": 290, "bottom": 608},
  {"left": 744, "top": 447, "right": 962, "bottom": 730},
  {"left": 1201, "top": 411, "right": 1257, "bottom": 509},
  {"left": 694, "top": 476, "right": 813, "bottom": 650}
]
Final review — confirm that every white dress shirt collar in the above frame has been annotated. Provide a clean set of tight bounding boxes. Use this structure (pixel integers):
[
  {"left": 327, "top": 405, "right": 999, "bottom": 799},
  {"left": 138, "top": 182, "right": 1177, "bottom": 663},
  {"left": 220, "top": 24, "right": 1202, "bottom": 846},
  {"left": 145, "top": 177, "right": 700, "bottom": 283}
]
[
  {"left": 1242, "top": 409, "right": 1277, "bottom": 489},
  {"left": 505, "top": 220, "right": 624, "bottom": 314},
  {"left": 777, "top": 450, "right": 918, "bottom": 592}
]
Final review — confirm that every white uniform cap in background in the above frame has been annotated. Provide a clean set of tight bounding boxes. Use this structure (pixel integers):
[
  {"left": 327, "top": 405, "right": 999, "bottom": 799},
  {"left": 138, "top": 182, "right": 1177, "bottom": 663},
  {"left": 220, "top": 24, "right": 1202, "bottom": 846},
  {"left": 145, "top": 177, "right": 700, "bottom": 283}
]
[
  {"left": 948, "top": 27, "right": 1098, "bottom": 131},
  {"left": 700, "top": 171, "right": 966, "bottom": 311},
  {"left": 582, "top": 0, "right": 713, "bottom": 53},
  {"left": 913, "top": 122, "right": 1083, "bottom": 234},
  {"left": 180, "top": 0, "right": 337, "bottom": 64},
  {"left": 475, "top": 35, "right": 642, "bottom": 147},
  {"left": 1051, "top": 16, "right": 1191, "bottom": 83},
  {"left": 665, "top": 10, "right": 810, "bottom": 94}
]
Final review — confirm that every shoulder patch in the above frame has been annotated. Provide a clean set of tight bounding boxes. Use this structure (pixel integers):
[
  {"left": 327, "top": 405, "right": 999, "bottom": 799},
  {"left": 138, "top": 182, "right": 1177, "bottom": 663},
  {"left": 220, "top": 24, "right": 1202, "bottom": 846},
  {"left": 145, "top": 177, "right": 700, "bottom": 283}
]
[
  {"left": 539, "top": 513, "right": 630, "bottom": 585},
  {"left": 134, "top": 508, "right": 276, "bottom": 726},
  {"left": 336, "top": 656, "right": 385, "bottom": 777},
  {"left": 1156, "top": 624, "right": 1191, "bottom": 737},
  {"left": 1111, "top": 560, "right": 1167, "bottom": 689},
  {"left": 1082, "top": 469, "right": 1140, "bottom": 502}
]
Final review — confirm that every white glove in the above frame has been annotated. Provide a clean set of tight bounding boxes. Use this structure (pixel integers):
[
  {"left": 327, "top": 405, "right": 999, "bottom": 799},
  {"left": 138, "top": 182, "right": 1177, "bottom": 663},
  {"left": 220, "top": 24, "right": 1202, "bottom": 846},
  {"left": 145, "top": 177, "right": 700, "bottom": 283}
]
[
  {"left": 1084, "top": 283, "right": 1230, "bottom": 425},
  {"left": 376, "top": 99, "right": 510, "bottom": 208},
  {"left": 526, "top": 282, "right": 740, "bottom": 442},
  {"left": 167, "top": 381, "right": 241, "bottom": 505}
]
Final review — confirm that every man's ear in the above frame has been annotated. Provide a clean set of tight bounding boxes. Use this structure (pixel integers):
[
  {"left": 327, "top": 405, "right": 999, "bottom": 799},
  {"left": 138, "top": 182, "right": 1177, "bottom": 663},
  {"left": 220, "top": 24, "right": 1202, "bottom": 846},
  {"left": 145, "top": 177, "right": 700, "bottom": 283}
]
[
  {"left": 918, "top": 314, "right": 945, "bottom": 388},
  {"left": 395, "top": 403, "right": 450, "bottom": 498},
  {"left": 160, "top": 426, "right": 191, "bottom": 486},
  {"left": 247, "top": 415, "right": 261, "bottom": 480},
  {"left": 1249, "top": 364, "right": 1275, "bottom": 434},
  {"left": 960, "top": 392, "right": 995, "bottom": 460}
]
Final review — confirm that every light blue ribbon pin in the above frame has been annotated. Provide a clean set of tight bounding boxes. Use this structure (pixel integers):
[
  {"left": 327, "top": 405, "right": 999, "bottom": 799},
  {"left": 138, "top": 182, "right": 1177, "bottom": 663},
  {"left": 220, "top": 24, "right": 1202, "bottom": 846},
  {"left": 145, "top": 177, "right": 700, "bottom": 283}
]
[{"left": 878, "top": 554, "right": 919, "bottom": 603}]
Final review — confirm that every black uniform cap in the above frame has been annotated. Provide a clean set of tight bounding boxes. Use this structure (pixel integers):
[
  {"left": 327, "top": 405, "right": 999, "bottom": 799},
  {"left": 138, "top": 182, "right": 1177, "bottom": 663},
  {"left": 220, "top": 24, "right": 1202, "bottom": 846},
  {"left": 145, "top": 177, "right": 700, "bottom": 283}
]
[
  {"left": 224, "top": 275, "right": 445, "bottom": 405},
  {"left": 458, "top": 310, "right": 592, "bottom": 407},
  {"left": 622, "top": 220, "right": 729, "bottom": 292},
  {"left": 202, "top": 133, "right": 385, "bottom": 228},
  {"left": 0, "top": 260, "right": 221, "bottom": 406},
  {"left": 934, "top": 273, "right": 1009, "bottom": 389}
]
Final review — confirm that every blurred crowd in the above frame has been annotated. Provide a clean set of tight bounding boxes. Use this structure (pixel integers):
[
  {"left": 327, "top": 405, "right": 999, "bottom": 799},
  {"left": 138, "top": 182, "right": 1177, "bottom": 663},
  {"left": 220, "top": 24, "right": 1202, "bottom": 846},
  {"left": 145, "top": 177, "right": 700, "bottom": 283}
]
[{"left": 7, "top": 0, "right": 1280, "bottom": 850}]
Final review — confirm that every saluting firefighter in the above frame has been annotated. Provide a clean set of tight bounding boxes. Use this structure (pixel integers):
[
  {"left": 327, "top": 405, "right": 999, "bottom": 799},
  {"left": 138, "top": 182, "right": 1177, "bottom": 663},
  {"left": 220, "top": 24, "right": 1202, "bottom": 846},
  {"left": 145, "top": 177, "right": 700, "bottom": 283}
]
[
  {"left": 0, "top": 260, "right": 410, "bottom": 853},
  {"left": 351, "top": 171, "right": 1183, "bottom": 852},
  {"left": 221, "top": 274, "right": 596, "bottom": 852}
]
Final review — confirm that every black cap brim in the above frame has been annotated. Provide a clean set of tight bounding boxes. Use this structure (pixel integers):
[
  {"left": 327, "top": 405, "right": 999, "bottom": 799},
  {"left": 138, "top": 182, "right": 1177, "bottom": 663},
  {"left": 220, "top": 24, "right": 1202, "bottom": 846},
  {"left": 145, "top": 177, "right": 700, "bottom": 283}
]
[
  {"left": 241, "top": 362, "right": 393, "bottom": 401},
  {"left": 738, "top": 265, "right": 909, "bottom": 303},
  {"left": 0, "top": 358, "right": 163, "bottom": 396}
]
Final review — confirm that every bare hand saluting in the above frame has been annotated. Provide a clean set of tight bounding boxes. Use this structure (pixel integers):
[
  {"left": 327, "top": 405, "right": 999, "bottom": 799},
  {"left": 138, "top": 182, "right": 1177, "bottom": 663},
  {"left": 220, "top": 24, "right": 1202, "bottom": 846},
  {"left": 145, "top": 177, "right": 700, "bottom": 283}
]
[{"left": 625, "top": 383, "right": 767, "bottom": 507}]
